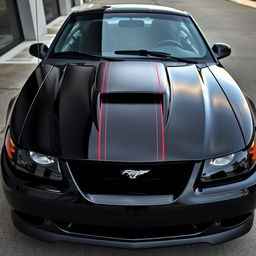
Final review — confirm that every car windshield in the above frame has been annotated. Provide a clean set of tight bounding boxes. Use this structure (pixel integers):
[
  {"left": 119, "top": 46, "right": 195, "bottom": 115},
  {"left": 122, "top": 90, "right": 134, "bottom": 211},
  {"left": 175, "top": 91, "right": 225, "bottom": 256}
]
[{"left": 52, "top": 12, "right": 213, "bottom": 61}]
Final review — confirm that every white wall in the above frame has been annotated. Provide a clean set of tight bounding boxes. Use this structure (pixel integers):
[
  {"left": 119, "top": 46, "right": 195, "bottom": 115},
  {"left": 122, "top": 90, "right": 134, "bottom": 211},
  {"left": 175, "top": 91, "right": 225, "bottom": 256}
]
[{"left": 17, "top": 0, "right": 47, "bottom": 40}]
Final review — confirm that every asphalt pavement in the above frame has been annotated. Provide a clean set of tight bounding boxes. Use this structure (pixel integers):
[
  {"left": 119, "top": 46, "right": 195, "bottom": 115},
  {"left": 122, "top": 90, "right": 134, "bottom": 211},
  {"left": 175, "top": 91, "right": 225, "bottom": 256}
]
[{"left": 0, "top": 0, "right": 256, "bottom": 255}]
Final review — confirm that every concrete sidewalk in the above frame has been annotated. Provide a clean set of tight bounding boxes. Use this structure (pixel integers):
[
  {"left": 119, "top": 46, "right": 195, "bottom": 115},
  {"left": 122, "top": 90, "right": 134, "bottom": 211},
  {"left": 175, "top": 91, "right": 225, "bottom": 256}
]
[{"left": 230, "top": 0, "right": 256, "bottom": 8}]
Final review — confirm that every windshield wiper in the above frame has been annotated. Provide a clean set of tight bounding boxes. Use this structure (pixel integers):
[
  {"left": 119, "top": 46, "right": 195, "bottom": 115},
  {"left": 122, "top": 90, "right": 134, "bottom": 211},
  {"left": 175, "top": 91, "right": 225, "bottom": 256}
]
[
  {"left": 115, "top": 50, "right": 196, "bottom": 63},
  {"left": 51, "top": 51, "right": 123, "bottom": 61}
]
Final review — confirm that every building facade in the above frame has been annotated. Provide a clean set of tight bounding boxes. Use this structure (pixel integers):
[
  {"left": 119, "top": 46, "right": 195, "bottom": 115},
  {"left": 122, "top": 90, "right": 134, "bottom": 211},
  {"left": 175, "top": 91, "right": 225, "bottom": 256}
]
[{"left": 0, "top": 0, "right": 88, "bottom": 56}]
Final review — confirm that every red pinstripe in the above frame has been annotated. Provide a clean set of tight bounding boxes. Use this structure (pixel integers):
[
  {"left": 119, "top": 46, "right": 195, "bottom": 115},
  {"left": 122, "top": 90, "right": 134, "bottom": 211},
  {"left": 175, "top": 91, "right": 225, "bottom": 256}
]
[
  {"left": 159, "top": 99, "right": 165, "bottom": 161},
  {"left": 101, "top": 62, "right": 108, "bottom": 93},
  {"left": 155, "top": 63, "right": 163, "bottom": 93},
  {"left": 104, "top": 62, "right": 112, "bottom": 160},
  {"left": 155, "top": 64, "right": 165, "bottom": 161},
  {"left": 98, "top": 62, "right": 108, "bottom": 160},
  {"left": 98, "top": 99, "right": 104, "bottom": 161},
  {"left": 155, "top": 103, "right": 159, "bottom": 161},
  {"left": 151, "top": 63, "right": 159, "bottom": 161}
]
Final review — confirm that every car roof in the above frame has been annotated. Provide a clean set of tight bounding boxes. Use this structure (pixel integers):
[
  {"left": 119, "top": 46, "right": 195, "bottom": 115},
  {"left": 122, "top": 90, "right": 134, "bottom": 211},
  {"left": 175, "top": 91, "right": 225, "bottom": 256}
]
[{"left": 73, "top": 4, "right": 189, "bottom": 17}]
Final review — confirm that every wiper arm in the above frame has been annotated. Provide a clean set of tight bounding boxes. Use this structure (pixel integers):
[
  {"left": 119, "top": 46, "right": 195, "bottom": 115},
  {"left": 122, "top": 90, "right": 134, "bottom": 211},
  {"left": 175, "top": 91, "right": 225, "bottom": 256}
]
[
  {"left": 51, "top": 51, "right": 123, "bottom": 61},
  {"left": 115, "top": 50, "right": 170, "bottom": 58},
  {"left": 163, "top": 55, "right": 196, "bottom": 64},
  {"left": 52, "top": 51, "right": 102, "bottom": 58},
  {"left": 115, "top": 50, "right": 196, "bottom": 63}
]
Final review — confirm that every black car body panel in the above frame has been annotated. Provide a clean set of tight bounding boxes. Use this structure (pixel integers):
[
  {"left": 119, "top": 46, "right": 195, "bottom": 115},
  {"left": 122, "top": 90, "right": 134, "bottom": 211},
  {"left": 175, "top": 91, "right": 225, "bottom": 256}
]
[
  {"left": 208, "top": 65, "right": 254, "bottom": 146},
  {"left": 2, "top": 4, "right": 256, "bottom": 249},
  {"left": 10, "top": 62, "right": 252, "bottom": 161}
]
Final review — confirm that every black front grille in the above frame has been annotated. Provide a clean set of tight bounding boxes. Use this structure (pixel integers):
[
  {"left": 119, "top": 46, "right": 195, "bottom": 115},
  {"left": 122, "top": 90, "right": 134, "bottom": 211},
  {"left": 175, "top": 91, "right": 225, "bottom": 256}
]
[{"left": 68, "top": 161, "right": 195, "bottom": 198}]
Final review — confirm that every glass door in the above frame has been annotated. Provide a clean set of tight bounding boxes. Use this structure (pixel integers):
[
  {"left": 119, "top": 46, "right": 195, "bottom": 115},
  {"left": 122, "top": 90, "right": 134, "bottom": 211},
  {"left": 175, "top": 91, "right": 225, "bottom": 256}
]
[
  {"left": 43, "top": 0, "right": 60, "bottom": 24},
  {"left": 0, "top": 0, "right": 23, "bottom": 55}
]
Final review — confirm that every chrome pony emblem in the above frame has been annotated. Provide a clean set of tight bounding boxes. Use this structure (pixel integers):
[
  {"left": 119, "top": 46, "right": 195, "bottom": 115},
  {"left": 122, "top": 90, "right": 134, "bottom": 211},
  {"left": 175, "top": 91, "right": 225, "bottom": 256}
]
[{"left": 121, "top": 169, "right": 151, "bottom": 179}]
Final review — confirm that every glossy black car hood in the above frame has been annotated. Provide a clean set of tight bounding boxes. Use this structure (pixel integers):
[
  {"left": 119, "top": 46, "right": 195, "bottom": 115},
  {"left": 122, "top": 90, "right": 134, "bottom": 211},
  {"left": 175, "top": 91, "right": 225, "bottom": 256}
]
[{"left": 10, "top": 61, "right": 253, "bottom": 162}]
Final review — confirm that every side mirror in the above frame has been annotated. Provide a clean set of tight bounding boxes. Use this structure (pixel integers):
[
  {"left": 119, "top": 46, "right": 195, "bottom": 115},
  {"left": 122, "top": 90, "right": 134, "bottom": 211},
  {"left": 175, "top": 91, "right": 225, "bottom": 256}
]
[
  {"left": 29, "top": 43, "right": 48, "bottom": 59},
  {"left": 212, "top": 43, "right": 231, "bottom": 60}
]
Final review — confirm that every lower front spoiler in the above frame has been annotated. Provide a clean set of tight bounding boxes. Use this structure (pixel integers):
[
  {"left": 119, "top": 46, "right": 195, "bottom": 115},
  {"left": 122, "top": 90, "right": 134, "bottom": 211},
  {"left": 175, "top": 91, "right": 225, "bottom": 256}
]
[{"left": 12, "top": 210, "right": 254, "bottom": 249}]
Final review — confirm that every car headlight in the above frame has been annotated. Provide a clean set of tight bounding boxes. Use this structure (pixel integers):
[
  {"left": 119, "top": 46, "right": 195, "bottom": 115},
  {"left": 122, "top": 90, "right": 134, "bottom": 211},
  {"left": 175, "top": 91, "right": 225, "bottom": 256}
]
[
  {"left": 200, "top": 141, "right": 256, "bottom": 186},
  {"left": 29, "top": 151, "right": 55, "bottom": 165},
  {"left": 210, "top": 154, "right": 234, "bottom": 166},
  {"left": 5, "top": 130, "right": 62, "bottom": 181}
]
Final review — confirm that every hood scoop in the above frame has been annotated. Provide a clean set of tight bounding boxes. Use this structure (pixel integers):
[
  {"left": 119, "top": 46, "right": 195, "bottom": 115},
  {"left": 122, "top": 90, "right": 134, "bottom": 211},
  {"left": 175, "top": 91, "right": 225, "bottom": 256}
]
[
  {"left": 93, "top": 61, "right": 170, "bottom": 129},
  {"left": 96, "top": 62, "right": 170, "bottom": 94}
]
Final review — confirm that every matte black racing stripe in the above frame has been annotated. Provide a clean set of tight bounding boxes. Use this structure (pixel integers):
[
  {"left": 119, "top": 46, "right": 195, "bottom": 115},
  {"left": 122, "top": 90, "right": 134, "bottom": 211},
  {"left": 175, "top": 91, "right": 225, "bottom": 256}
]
[
  {"left": 155, "top": 63, "right": 165, "bottom": 161},
  {"left": 98, "top": 62, "right": 108, "bottom": 160},
  {"left": 151, "top": 62, "right": 159, "bottom": 161},
  {"left": 104, "top": 62, "right": 112, "bottom": 160}
]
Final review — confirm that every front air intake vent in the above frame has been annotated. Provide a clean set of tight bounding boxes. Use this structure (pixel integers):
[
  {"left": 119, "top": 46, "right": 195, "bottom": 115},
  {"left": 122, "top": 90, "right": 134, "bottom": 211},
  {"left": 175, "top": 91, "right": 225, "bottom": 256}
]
[
  {"left": 68, "top": 161, "right": 195, "bottom": 198},
  {"left": 100, "top": 93, "right": 163, "bottom": 104}
]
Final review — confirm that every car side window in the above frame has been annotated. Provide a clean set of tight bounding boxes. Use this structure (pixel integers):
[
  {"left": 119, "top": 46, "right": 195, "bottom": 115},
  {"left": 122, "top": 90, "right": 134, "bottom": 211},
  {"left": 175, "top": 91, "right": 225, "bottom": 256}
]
[{"left": 55, "top": 23, "right": 82, "bottom": 52}]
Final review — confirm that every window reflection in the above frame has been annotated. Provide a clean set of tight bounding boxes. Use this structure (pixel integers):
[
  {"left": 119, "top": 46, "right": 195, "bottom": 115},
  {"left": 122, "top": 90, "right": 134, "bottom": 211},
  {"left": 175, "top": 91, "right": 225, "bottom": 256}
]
[
  {"left": 0, "top": 0, "right": 23, "bottom": 55},
  {"left": 43, "top": 0, "right": 60, "bottom": 24}
]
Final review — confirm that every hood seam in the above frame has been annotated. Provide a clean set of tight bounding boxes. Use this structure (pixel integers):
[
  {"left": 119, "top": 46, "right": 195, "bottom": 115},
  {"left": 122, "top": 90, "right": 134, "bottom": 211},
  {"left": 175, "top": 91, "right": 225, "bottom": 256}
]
[
  {"left": 207, "top": 66, "right": 246, "bottom": 147},
  {"left": 17, "top": 66, "right": 54, "bottom": 144}
]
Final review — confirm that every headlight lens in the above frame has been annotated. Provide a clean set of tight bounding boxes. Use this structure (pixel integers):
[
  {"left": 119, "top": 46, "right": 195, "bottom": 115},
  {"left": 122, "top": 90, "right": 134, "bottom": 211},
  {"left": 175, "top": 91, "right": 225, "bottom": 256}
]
[
  {"left": 29, "top": 151, "right": 55, "bottom": 165},
  {"left": 201, "top": 151, "right": 251, "bottom": 184},
  {"left": 5, "top": 131, "right": 62, "bottom": 181},
  {"left": 210, "top": 154, "right": 234, "bottom": 166}
]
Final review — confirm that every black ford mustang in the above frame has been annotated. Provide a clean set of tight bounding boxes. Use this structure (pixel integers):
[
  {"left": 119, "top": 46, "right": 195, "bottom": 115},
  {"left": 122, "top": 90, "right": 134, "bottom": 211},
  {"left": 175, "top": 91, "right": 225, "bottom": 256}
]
[{"left": 1, "top": 4, "right": 256, "bottom": 249}]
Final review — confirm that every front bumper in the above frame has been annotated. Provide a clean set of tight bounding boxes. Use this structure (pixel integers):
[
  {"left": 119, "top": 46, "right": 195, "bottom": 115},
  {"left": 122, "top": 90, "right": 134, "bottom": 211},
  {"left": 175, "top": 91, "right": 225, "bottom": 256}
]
[
  {"left": 1, "top": 148, "right": 256, "bottom": 249},
  {"left": 11, "top": 209, "right": 254, "bottom": 249}
]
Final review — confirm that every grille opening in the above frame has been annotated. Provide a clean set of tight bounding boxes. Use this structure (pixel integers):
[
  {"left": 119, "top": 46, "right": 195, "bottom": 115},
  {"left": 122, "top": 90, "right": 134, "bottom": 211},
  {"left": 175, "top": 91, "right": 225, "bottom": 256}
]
[
  {"left": 68, "top": 161, "right": 195, "bottom": 197},
  {"left": 220, "top": 213, "right": 252, "bottom": 228},
  {"left": 55, "top": 221, "right": 212, "bottom": 239}
]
